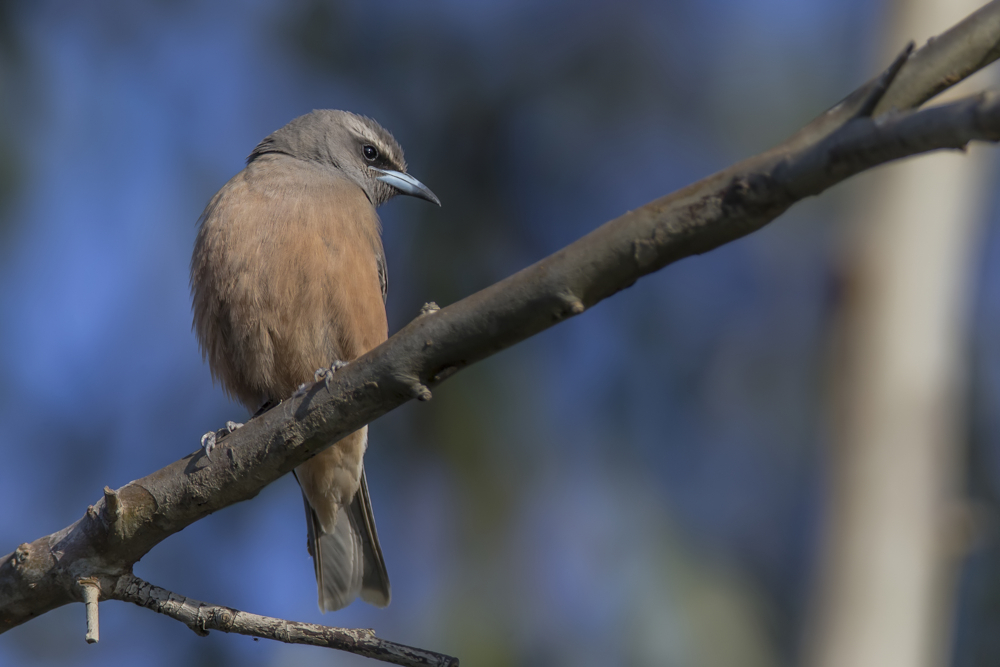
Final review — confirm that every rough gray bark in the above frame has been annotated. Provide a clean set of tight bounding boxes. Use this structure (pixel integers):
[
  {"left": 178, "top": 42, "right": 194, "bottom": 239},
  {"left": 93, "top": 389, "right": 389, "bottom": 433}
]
[{"left": 3, "top": 1, "right": 1000, "bottom": 664}]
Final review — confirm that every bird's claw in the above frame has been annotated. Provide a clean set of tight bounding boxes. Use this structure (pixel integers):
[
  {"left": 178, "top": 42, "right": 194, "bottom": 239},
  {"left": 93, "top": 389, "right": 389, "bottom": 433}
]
[
  {"left": 200, "top": 421, "right": 243, "bottom": 461},
  {"left": 314, "top": 360, "right": 349, "bottom": 392},
  {"left": 201, "top": 431, "right": 216, "bottom": 460}
]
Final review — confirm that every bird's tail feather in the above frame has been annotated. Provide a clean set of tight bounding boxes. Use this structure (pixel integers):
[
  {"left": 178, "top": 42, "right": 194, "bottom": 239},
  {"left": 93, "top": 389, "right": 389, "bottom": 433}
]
[{"left": 302, "top": 467, "right": 390, "bottom": 612}]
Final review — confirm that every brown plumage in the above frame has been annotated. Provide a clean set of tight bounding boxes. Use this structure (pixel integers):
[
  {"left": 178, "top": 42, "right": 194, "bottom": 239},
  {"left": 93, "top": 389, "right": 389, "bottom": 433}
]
[{"left": 191, "top": 109, "right": 439, "bottom": 611}]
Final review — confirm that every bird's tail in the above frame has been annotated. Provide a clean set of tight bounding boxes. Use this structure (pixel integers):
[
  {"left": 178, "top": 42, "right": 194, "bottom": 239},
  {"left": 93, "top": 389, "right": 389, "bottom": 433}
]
[{"left": 302, "top": 467, "right": 391, "bottom": 612}]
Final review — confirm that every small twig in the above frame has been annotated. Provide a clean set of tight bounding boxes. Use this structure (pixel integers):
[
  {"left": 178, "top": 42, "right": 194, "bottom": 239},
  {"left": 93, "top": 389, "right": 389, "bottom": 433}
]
[
  {"left": 872, "top": 0, "right": 1000, "bottom": 115},
  {"left": 102, "top": 485, "right": 124, "bottom": 544},
  {"left": 78, "top": 578, "right": 101, "bottom": 644},
  {"left": 103, "top": 486, "right": 121, "bottom": 523},
  {"left": 855, "top": 42, "right": 914, "bottom": 118},
  {"left": 111, "top": 574, "right": 458, "bottom": 667}
]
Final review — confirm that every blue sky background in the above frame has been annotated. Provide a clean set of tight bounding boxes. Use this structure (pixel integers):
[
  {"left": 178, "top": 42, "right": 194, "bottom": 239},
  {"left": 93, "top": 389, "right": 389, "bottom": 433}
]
[{"left": 1, "top": 1, "right": 999, "bottom": 666}]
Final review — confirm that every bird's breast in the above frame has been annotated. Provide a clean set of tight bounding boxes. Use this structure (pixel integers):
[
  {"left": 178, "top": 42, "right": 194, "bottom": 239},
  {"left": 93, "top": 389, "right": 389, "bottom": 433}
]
[{"left": 191, "top": 158, "right": 388, "bottom": 411}]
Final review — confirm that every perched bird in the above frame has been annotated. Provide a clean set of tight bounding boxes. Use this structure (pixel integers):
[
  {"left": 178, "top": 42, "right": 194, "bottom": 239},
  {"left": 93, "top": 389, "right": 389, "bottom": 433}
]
[{"left": 190, "top": 110, "right": 440, "bottom": 611}]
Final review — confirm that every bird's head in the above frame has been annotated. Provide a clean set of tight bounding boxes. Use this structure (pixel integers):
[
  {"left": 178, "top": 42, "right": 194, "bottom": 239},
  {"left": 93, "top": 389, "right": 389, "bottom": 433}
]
[{"left": 248, "top": 109, "right": 440, "bottom": 208}]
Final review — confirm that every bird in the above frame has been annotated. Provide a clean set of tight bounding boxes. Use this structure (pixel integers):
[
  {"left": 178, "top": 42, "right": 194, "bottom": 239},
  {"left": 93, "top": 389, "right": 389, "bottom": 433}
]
[{"left": 190, "top": 109, "right": 440, "bottom": 612}]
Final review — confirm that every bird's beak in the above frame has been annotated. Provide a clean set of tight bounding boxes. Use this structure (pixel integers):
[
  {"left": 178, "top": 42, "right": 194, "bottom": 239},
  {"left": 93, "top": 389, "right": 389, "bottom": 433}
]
[{"left": 373, "top": 169, "right": 441, "bottom": 206}]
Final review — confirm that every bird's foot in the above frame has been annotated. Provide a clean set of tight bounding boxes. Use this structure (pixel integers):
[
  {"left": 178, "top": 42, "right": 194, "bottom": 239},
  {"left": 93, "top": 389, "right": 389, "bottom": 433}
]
[
  {"left": 314, "top": 360, "right": 349, "bottom": 392},
  {"left": 200, "top": 420, "right": 243, "bottom": 461}
]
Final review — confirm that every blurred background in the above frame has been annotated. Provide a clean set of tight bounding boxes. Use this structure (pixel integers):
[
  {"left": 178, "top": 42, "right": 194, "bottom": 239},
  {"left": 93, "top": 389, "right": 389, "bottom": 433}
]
[{"left": 1, "top": 0, "right": 999, "bottom": 665}]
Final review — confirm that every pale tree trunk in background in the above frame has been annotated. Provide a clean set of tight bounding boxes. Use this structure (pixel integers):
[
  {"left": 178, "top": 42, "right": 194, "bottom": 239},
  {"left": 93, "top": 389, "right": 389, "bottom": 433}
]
[{"left": 807, "top": 1, "right": 998, "bottom": 667}]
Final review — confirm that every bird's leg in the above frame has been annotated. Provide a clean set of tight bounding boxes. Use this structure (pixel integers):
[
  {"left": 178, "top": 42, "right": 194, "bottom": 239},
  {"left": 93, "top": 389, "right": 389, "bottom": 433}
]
[
  {"left": 251, "top": 399, "right": 278, "bottom": 418},
  {"left": 314, "top": 360, "right": 349, "bottom": 392},
  {"left": 200, "top": 420, "right": 244, "bottom": 461}
]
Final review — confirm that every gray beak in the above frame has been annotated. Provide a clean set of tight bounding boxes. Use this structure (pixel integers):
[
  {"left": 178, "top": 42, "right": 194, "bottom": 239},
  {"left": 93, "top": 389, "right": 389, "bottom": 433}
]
[{"left": 374, "top": 169, "right": 441, "bottom": 206}]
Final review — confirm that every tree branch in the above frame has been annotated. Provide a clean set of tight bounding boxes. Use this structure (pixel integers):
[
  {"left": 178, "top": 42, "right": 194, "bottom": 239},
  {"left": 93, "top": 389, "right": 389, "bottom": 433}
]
[
  {"left": 111, "top": 575, "right": 457, "bottom": 667},
  {"left": 3, "top": 1, "right": 1000, "bottom": 663}
]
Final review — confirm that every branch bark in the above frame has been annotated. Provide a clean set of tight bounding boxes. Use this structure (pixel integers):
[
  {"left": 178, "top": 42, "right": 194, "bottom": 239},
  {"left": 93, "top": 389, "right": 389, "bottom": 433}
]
[
  {"left": 3, "top": 1, "right": 1000, "bottom": 663},
  {"left": 111, "top": 575, "right": 457, "bottom": 667}
]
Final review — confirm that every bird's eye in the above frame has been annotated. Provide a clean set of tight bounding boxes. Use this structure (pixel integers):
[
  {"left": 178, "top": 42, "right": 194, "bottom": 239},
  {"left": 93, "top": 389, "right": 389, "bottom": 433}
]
[{"left": 363, "top": 145, "right": 378, "bottom": 161}]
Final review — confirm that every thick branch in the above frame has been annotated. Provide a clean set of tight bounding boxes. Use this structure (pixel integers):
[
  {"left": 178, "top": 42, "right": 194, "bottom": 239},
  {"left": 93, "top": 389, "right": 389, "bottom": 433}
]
[{"left": 2, "top": 0, "right": 1000, "bottom": 660}]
